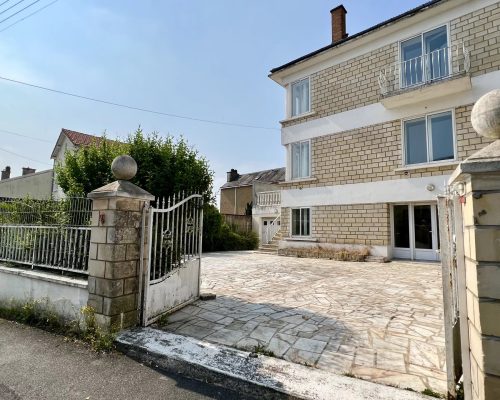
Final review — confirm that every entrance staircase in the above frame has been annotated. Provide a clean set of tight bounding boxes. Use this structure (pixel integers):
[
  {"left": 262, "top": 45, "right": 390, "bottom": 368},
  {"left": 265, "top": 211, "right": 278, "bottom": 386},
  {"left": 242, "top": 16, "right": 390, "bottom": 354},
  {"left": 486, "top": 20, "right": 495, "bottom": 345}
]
[{"left": 258, "top": 229, "right": 282, "bottom": 254}]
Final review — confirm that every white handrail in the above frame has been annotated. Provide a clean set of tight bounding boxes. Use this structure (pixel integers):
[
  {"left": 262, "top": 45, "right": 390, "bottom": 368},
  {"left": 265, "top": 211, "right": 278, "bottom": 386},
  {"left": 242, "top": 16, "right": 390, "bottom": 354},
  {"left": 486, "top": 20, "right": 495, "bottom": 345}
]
[{"left": 263, "top": 213, "right": 281, "bottom": 244}]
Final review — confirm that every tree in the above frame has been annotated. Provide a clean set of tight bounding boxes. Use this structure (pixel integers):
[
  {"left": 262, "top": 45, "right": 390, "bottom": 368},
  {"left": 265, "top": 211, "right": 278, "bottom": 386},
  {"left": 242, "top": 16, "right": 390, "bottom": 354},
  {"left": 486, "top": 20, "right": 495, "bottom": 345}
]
[{"left": 55, "top": 128, "right": 214, "bottom": 203}]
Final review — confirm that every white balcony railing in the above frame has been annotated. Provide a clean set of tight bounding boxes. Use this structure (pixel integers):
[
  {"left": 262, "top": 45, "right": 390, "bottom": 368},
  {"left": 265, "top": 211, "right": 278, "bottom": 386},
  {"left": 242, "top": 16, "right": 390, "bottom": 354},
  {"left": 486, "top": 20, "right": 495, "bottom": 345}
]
[
  {"left": 378, "top": 42, "right": 470, "bottom": 96},
  {"left": 256, "top": 190, "right": 281, "bottom": 207}
]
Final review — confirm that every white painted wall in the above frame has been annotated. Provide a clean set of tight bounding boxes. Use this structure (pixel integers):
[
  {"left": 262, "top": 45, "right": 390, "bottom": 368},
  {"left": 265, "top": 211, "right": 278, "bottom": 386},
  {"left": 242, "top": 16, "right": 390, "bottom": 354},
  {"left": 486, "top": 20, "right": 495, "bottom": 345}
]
[
  {"left": 282, "top": 71, "right": 500, "bottom": 145},
  {"left": 52, "top": 136, "right": 77, "bottom": 199},
  {"left": 0, "top": 169, "right": 53, "bottom": 200},
  {"left": 0, "top": 265, "right": 88, "bottom": 320},
  {"left": 282, "top": 174, "right": 450, "bottom": 208}
]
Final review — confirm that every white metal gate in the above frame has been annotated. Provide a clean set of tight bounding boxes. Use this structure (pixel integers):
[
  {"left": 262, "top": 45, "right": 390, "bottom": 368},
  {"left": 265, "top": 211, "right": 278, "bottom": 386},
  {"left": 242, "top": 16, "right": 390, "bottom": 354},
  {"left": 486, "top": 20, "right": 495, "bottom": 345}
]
[
  {"left": 141, "top": 193, "right": 203, "bottom": 326},
  {"left": 438, "top": 194, "right": 471, "bottom": 399}
]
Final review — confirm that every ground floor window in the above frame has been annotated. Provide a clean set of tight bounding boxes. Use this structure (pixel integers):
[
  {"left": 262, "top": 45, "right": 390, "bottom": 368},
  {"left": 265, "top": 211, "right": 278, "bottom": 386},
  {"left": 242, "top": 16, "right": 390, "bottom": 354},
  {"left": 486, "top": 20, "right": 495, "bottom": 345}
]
[{"left": 291, "top": 208, "right": 310, "bottom": 236}]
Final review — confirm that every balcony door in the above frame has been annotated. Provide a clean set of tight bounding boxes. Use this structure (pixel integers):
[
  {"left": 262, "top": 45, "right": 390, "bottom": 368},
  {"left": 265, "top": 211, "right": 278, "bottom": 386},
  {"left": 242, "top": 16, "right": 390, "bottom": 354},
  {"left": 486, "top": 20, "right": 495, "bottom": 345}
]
[
  {"left": 400, "top": 25, "right": 449, "bottom": 88},
  {"left": 392, "top": 203, "right": 440, "bottom": 261}
]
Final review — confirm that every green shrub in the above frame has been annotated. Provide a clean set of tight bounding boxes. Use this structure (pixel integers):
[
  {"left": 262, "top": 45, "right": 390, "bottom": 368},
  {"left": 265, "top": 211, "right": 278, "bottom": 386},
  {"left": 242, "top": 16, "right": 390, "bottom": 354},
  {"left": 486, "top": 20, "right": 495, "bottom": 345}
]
[{"left": 202, "top": 205, "right": 258, "bottom": 252}]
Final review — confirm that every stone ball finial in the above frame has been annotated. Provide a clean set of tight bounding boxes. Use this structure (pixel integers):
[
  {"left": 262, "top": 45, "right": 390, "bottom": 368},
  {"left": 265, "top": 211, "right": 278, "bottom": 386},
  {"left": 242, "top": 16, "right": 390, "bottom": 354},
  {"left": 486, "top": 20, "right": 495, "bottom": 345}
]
[
  {"left": 471, "top": 89, "right": 500, "bottom": 139},
  {"left": 111, "top": 155, "right": 137, "bottom": 180}
]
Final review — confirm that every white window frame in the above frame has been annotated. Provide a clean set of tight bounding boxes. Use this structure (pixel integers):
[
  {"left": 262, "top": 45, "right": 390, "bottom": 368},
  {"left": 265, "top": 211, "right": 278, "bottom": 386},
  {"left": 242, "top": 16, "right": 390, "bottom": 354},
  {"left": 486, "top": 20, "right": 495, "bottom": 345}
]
[
  {"left": 402, "top": 109, "right": 457, "bottom": 167},
  {"left": 289, "top": 77, "right": 311, "bottom": 118},
  {"left": 289, "top": 139, "right": 311, "bottom": 180},
  {"left": 397, "top": 23, "right": 451, "bottom": 89},
  {"left": 290, "top": 207, "right": 311, "bottom": 237}
]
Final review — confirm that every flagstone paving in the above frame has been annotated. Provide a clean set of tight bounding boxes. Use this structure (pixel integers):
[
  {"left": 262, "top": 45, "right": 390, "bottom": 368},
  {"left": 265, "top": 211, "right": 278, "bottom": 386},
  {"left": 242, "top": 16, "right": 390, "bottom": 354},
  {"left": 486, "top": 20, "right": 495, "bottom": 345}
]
[{"left": 159, "top": 251, "right": 446, "bottom": 394}]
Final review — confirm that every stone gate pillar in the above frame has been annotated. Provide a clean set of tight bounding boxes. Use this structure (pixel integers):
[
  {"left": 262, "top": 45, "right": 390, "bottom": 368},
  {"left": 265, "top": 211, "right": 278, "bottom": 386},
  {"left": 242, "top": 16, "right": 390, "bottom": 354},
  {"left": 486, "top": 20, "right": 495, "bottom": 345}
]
[
  {"left": 449, "top": 90, "right": 500, "bottom": 400},
  {"left": 87, "top": 155, "right": 154, "bottom": 331}
]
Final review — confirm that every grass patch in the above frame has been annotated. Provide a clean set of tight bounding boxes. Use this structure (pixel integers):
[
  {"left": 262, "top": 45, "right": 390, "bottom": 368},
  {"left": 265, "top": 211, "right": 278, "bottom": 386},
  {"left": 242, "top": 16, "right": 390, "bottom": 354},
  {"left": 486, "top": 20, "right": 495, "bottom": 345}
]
[
  {"left": 0, "top": 299, "right": 116, "bottom": 352},
  {"left": 156, "top": 313, "right": 169, "bottom": 327},
  {"left": 421, "top": 388, "right": 444, "bottom": 398},
  {"left": 252, "top": 344, "right": 276, "bottom": 358},
  {"left": 342, "top": 372, "right": 356, "bottom": 378}
]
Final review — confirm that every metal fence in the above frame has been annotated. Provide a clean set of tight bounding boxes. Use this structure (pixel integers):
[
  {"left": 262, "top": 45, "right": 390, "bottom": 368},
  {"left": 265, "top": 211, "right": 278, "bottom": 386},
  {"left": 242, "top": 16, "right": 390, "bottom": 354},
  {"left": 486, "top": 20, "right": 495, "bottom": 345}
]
[{"left": 0, "top": 197, "right": 92, "bottom": 274}]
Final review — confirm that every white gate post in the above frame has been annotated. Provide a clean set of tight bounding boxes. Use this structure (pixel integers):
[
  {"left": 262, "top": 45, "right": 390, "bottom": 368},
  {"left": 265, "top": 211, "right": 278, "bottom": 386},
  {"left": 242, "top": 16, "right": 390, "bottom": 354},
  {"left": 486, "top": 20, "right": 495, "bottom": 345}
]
[{"left": 87, "top": 155, "right": 154, "bottom": 332}]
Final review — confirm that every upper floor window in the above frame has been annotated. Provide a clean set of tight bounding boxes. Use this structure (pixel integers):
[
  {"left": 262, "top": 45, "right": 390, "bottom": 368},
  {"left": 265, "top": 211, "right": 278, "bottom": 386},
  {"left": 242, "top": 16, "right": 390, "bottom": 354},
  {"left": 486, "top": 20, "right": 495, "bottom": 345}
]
[
  {"left": 400, "top": 25, "right": 449, "bottom": 88},
  {"left": 291, "top": 140, "right": 310, "bottom": 179},
  {"left": 404, "top": 111, "right": 454, "bottom": 166},
  {"left": 291, "top": 78, "right": 310, "bottom": 117}
]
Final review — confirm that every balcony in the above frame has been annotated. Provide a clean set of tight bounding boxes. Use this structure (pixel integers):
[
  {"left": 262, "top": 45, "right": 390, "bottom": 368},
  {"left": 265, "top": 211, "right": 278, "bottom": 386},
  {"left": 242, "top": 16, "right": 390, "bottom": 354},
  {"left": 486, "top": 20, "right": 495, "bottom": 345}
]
[
  {"left": 256, "top": 190, "right": 281, "bottom": 207},
  {"left": 378, "top": 43, "right": 471, "bottom": 108}
]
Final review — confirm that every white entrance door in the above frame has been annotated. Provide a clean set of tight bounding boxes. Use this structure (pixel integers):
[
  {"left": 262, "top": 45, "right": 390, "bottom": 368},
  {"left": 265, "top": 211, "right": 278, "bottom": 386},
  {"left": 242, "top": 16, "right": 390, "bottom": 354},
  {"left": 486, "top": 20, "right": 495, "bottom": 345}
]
[
  {"left": 261, "top": 218, "right": 274, "bottom": 244},
  {"left": 392, "top": 203, "right": 440, "bottom": 261}
]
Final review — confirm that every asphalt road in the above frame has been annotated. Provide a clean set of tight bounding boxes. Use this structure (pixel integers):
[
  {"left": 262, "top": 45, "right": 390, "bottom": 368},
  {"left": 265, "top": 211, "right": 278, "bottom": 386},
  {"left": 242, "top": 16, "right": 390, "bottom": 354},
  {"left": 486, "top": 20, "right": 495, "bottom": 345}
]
[{"left": 0, "top": 319, "right": 253, "bottom": 400}]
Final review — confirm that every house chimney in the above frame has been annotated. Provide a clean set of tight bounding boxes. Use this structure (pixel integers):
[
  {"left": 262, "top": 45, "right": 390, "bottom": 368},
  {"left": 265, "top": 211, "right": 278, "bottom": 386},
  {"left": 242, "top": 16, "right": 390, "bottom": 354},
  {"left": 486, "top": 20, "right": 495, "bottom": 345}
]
[
  {"left": 22, "top": 167, "right": 36, "bottom": 176},
  {"left": 331, "top": 5, "right": 348, "bottom": 43},
  {"left": 226, "top": 169, "right": 239, "bottom": 182},
  {"left": 1, "top": 166, "right": 11, "bottom": 180}
]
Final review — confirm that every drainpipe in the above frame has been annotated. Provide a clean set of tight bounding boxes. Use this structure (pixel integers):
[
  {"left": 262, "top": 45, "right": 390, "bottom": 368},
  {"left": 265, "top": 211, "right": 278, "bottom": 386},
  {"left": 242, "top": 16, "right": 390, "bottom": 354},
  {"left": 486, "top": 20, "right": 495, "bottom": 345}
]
[{"left": 234, "top": 187, "right": 237, "bottom": 215}]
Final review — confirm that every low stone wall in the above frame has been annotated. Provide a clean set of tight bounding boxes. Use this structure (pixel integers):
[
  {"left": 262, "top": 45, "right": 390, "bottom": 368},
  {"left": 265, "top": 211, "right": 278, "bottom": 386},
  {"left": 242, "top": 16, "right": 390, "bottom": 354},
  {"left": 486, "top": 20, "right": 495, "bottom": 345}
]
[
  {"left": 0, "top": 264, "right": 88, "bottom": 320},
  {"left": 277, "top": 242, "right": 369, "bottom": 261}
]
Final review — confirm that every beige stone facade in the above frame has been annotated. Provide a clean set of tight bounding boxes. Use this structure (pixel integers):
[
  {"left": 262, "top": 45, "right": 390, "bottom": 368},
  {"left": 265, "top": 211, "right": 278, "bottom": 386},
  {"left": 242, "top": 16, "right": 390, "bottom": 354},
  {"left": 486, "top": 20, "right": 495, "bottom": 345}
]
[
  {"left": 281, "top": 204, "right": 390, "bottom": 246},
  {"left": 220, "top": 186, "right": 252, "bottom": 216},
  {"left": 281, "top": 105, "right": 493, "bottom": 192},
  {"left": 282, "top": 2, "right": 500, "bottom": 129},
  {"left": 271, "top": 1, "right": 500, "bottom": 261}
]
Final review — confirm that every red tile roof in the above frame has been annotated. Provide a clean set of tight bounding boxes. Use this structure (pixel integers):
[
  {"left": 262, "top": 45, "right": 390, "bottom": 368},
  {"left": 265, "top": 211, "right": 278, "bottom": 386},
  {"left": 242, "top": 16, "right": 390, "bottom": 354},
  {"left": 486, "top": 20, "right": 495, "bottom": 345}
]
[{"left": 61, "top": 129, "right": 102, "bottom": 146}]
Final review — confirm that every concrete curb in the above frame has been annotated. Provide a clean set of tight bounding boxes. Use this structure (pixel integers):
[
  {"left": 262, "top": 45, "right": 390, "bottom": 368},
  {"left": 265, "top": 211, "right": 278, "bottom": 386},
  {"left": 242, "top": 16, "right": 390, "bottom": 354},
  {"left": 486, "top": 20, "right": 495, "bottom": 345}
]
[{"left": 116, "top": 327, "right": 432, "bottom": 400}]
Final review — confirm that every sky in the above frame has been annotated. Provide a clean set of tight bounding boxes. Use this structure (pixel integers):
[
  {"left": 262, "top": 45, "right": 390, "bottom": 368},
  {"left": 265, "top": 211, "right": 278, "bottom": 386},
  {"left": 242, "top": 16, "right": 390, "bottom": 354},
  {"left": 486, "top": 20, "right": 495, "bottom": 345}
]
[{"left": 0, "top": 0, "right": 426, "bottom": 200}]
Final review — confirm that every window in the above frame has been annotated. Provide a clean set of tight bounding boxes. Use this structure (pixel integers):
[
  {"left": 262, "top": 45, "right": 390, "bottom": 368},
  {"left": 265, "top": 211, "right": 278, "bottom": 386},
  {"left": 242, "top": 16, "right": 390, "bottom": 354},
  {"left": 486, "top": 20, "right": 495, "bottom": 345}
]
[
  {"left": 291, "top": 78, "right": 310, "bottom": 117},
  {"left": 291, "top": 140, "right": 310, "bottom": 179},
  {"left": 291, "top": 208, "right": 310, "bottom": 236},
  {"left": 400, "top": 25, "right": 449, "bottom": 88},
  {"left": 404, "top": 111, "right": 454, "bottom": 165}
]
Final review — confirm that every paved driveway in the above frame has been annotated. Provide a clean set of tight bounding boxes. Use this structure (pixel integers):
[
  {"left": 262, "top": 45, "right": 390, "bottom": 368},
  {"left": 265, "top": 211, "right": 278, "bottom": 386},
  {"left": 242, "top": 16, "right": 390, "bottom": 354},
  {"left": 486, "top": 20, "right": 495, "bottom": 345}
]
[{"left": 161, "top": 251, "right": 446, "bottom": 394}]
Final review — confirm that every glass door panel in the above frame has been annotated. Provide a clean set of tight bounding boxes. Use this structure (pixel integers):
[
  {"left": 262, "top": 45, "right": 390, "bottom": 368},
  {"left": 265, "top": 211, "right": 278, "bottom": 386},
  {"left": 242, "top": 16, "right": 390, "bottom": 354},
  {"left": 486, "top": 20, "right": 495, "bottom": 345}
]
[
  {"left": 401, "top": 36, "right": 423, "bottom": 87},
  {"left": 392, "top": 204, "right": 440, "bottom": 261},
  {"left": 414, "top": 205, "right": 432, "bottom": 249},
  {"left": 393, "top": 205, "right": 410, "bottom": 248},
  {"left": 424, "top": 26, "right": 448, "bottom": 81}
]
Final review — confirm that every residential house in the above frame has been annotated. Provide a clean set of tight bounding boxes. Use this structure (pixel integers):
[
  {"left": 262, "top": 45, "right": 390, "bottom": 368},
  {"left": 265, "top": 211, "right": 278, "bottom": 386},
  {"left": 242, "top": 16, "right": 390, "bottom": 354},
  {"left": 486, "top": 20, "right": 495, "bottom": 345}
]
[
  {"left": 269, "top": 0, "right": 499, "bottom": 261},
  {"left": 50, "top": 128, "right": 104, "bottom": 198},
  {"left": 220, "top": 167, "right": 285, "bottom": 243},
  {"left": 0, "top": 128, "right": 104, "bottom": 200},
  {"left": 0, "top": 166, "right": 53, "bottom": 200}
]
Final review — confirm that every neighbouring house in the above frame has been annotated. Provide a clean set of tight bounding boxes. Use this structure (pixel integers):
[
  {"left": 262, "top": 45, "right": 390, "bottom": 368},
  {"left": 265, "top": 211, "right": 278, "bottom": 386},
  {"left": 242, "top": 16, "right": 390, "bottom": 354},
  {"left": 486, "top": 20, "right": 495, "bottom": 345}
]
[
  {"left": 269, "top": 1, "right": 499, "bottom": 261},
  {"left": 219, "top": 167, "right": 285, "bottom": 244},
  {"left": 0, "top": 166, "right": 54, "bottom": 200},
  {"left": 0, "top": 128, "right": 104, "bottom": 200},
  {"left": 50, "top": 128, "right": 104, "bottom": 199}
]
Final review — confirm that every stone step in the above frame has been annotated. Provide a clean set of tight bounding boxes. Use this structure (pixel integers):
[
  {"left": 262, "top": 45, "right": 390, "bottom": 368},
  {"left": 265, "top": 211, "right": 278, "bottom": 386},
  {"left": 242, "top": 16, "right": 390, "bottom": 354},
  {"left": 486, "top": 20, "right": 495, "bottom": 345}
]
[
  {"left": 116, "top": 328, "right": 428, "bottom": 400},
  {"left": 257, "top": 249, "right": 278, "bottom": 255},
  {"left": 259, "top": 246, "right": 278, "bottom": 252},
  {"left": 260, "top": 242, "right": 279, "bottom": 248},
  {"left": 365, "top": 255, "right": 389, "bottom": 263}
]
